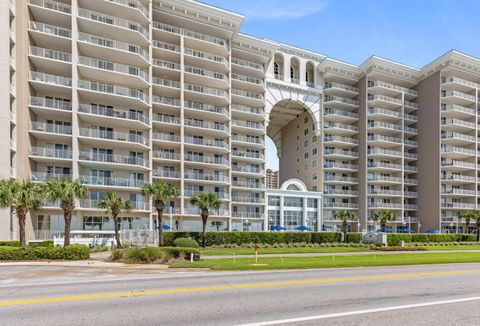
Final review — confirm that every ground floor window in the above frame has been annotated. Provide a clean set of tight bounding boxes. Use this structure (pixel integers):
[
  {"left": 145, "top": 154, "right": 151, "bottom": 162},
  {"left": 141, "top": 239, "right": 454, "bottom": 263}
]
[{"left": 284, "top": 211, "right": 302, "bottom": 230}]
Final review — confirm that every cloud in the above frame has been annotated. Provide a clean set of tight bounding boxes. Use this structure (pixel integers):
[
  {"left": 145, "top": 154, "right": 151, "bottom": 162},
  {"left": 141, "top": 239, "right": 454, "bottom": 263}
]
[{"left": 224, "top": 0, "right": 328, "bottom": 21}]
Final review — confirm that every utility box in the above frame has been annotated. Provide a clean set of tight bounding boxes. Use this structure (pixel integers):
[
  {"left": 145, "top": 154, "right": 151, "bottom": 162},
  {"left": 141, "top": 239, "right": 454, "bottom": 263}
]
[{"left": 362, "top": 232, "right": 388, "bottom": 246}]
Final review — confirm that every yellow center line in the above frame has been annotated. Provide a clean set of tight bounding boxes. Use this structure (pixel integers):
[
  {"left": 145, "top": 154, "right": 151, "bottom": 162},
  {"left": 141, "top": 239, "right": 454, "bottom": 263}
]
[{"left": 1, "top": 269, "right": 479, "bottom": 307}]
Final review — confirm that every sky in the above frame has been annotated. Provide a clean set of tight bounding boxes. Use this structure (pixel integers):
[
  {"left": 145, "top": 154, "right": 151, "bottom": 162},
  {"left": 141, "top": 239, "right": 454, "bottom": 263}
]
[{"left": 200, "top": 0, "right": 480, "bottom": 170}]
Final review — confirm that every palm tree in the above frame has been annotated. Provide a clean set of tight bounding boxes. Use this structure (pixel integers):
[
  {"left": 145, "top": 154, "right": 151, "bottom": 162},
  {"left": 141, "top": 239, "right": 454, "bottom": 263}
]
[
  {"left": 371, "top": 209, "right": 395, "bottom": 232},
  {"left": 190, "top": 192, "right": 222, "bottom": 248},
  {"left": 458, "top": 210, "right": 474, "bottom": 234},
  {"left": 45, "top": 178, "right": 88, "bottom": 246},
  {"left": 0, "top": 179, "right": 44, "bottom": 247},
  {"left": 334, "top": 210, "right": 356, "bottom": 235},
  {"left": 464, "top": 210, "right": 480, "bottom": 241},
  {"left": 142, "top": 180, "right": 179, "bottom": 247},
  {"left": 97, "top": 193, "right": 132, "bottom": 248}
]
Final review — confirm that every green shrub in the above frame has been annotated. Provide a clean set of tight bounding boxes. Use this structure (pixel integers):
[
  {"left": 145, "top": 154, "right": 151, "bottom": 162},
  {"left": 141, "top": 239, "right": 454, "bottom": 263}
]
[
  {"left": 173, "top": 238, "right": 199, "bottom": 248},
  {"left": 119, "top": 247, "right": 200, "bottom": 264},
  {"left": 111, "top": 249, "right": 124, "bottom": 261},
  {"left": 0, "top": 241, "right": 20, "bottom": 247},
  {"left": 346, "top": 233, "right": 362, "bottom": 243},
  {"left": 0, "top": 245, "right": 90, "bottom": 261}
]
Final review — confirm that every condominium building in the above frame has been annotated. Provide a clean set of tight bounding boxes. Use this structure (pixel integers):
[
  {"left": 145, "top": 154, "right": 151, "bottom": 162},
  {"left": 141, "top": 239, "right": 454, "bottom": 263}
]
[
  {"left": 1, "top": 0, "right": 480, "bottom": 240},
  {"left": 266, "top": 168, "right": 279, "bottom": 189}
]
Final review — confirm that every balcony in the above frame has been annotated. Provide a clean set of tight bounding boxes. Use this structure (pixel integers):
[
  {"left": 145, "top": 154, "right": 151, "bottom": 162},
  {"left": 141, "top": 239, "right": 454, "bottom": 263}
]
[
  {"left": 367, "top": 121, "right": 402, "bottom": 133},
  {"left": 323, "top": 162, "right": 358, "bottom": 171},
  {"left": 368, "top": 189, "right": 402, "bottom": 196},
  {"left": 368, "top": 148, "right": 402, "bottom": 158},
  {"left": 441, "top": 160, "right": 476, "bottom": 170},
  {"left": 324, "top": 109, "right": 359, "bottom": 122},
  {"left": 184, "top": 172, "right": 229, "bottom": 183},
  {"left": 324, "top": 149, "right": 358, "bottom": 159},
  {"left": 441, "top": 76, "right": 479, "bottom": 92},
  {"left": 441, "top": 118, "right": 476, "bottom": 132},
  {"left": 368, "top": 107, "right": 401, "bottom": 119},
  {"left": 79, "top": 128, "right": 148, "bottom": 149},
  {"left": 404, "top": 178, "right": 417, "bottom": 185},
  {"left": 30, "top": 122, "right": 72, "bottom": 137},
  {"left": 441, "top": 104, "right": 476, "bottom": 118},
  {"left": 152, "top": 40, "right": 181, "bottom": 60},
  {"left": 78, "top": 80, "right": 148, "bottom": 106},
  {"left": 441, "top": 188, "right": 477, "bottom": 196},
  {"left": 185, "top": 83, "right": 229, "bottom": 105},
  {"left": 368, "top": 175, "right": 403, "bottom": 184},
  {"left": 184, "top": 100, "right": 228, "bottom": 119},
  {"left": 152, "top": 151, "right": 181, "bottom": 162},
  {"left": 232, "top": 165, "right": 263, "bottom": 175},
  {"left": 80, "top": 175, "right": 146, "bottom": 189},
  {"left": 30, "top": 147, "right": 72, "bottom": 160},
  {"left": 368, "top": 134, "right": 402, "bottom": 146},
  {"left": 106, "top": 0, "right": 149, "bottom": 21},
  {"left": 324, "top": 176, "right": 359, "bottom": 184},
  {"left": 324, "top": 82, "right": 359, "bottom": 97},
  {"left": 324, "top": 95, "right": 358, "bottom": 110},
  {"left": 29, "top": 46, "right": 71, "bottom": 71},
  {"left": 323, "top": 189, "right": 358, "bottom": 197},
  {"left": 440, "top": 146, "right": 476, "bottom": 158},
  {"left": 232, "top": 196, "right": 265, "bottom": 204},
  {"left": 80, "top": 199, "right": 150, "bottom": 211},
  {"left": 231, "top": 73, "right": 264, "bottom": 92},
  {"left": 29, "top": 21, "right": 71, "bottom": 39},
  {"left": 185, "top": 48, "right": 229, "bottom": 72},
  {"left": 368, "top": 161, "right": 403, "bottom": 171},
  {"left": 77, "top": 8, "right": 149, "bottom": 43},
  {"left": 367, "top": 94, "right": 402, "bottom": 108},
  {"left": 77, "top": 32, "right": 148, "bottom": 66},
  {"left": 323, "top": 135, "right": 358, "bottom": 147},
  {"left": 231, "top": 57, "right": 264, "bottom": 76},
  {"left": 232, "top": 151, "right": 265, "bottom": 161},
  {"left": 184, "top": 191, "right": 230, "bottom": 200},
  {"left": 78, "top": 56, "right": 149, "bottom": 86},
  {"left": 29, "top": 71, "right": 71, "bottom": 92},
  {"left": 324, "top": 203, "right": 359, "bottom": 209},
  {"left": 184, "top": 154, "right": 229, "bottom": 167},
  {"left": 29, "top": 0, "right": 71, "bottom": 14},
  {"left": 232, "top": 119, "right": 263, "bottom": 133},
  {"left": 231, "top": 135, "right": 264, "bottom": 148},
  {"left": 368, "top": 202, "right": 402, "bottom": 209},
  {"left": 184, "top": 136, "right": 228, "bottom": 150},
  {"left": 324, "top": 122, "right": 358, "bottom": 135},
  {"left": 153, "top": 170, "right": 181, "bottom": 179},
  {"left": 441, "top": 90, "right": 476, "bottom": 105},
  {"left": 32, "top": 172, "right": 71, "bottom": 182},
  {"left": 78, "top": 103, "right": 149, "bottom": 127},
  {"left": 231, "top": 104, "right": 264, "bottom": 119},
  {"left": 232, "top": 181, "right": 264, "bottom": 189},
  {"left": 441, "top": 202, "right": 476, "bottom": 209},
  {"left": 184, "top": 119, "right": 228, "bottom": 135},
  {"left": 153, "top": 114, "right": 180, "bottom": 126},
  {"left": 185, "top": 65, "right": 229, "bottom": 89},
  {"left": 441, "top": 132, "right": 476, "bottom": 145},
  {"left": 152, "top": 96, "right": 181, "bottom": 109},
  {"left": 29, "top": 96, "right": 72, "bottom": 115},
  {"left": 232, "top": 89, "right": 264, "bottom": 107},
  {"left": 368, "top": 81, "right": 417, "bottom": 98},
  {"left": 152, "top": 132, "right": 181, "bottom": 143},
  {"left": 152, "top": 78, "right": 181, "bottom": 97},
  {"left": 185, "top": 209, "right": 230, "bottom": 217},
  {"left": 78, "top": 151, "right": 149, "bottom": 169},
  {"left": 441, "top": 174, "right": 476, "bottom": 183}
]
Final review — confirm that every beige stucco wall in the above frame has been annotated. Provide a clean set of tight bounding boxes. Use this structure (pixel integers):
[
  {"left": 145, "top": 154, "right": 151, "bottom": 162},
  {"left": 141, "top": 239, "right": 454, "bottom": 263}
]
[{"left": 357, "top": 77, "right": 368, "bottom": 229}]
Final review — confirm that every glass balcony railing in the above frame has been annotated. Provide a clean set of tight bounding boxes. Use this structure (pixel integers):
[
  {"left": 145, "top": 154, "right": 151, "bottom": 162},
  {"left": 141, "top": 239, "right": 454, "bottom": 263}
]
[{"left": 78, "top": 104, "right": 148, "bottom": 124}]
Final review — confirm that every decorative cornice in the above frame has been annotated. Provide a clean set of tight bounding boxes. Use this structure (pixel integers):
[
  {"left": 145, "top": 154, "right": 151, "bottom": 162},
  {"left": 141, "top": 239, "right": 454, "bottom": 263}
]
[{"left": 266, "top": 80, "right": 323, "bottom": 95}]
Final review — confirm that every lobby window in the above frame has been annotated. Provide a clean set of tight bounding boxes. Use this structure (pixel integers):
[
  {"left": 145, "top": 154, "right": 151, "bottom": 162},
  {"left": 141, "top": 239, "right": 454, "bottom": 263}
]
[
  {"left": 307, "top": 198, "right": 318, "bottom": 208},
  {"left": 268, "top": 196, "right": 280, "bottom": 206},
  {"left": 284, "top": 197, "right": 303, "bottom": 207}
]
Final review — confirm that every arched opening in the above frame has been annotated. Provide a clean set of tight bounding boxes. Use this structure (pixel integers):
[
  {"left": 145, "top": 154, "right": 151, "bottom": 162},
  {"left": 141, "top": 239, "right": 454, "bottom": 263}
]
[
  {"left": 290, "top": 57, "right": 300, "bottom": 84},
  {"left": 267, "top": 99, "right": 319, "bottom": 191},
  {"left": 306, "top": 61, "right": 315, "bottom": 86},
  {"left": 273, "top": 53, "right": 284, "bottom": 80}
]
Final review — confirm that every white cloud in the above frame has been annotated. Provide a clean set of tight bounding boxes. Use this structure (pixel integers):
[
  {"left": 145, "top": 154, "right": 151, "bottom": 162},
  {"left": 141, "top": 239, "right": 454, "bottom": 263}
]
[{"left": 227, "top": 0, "right": 328, "bottom": 21}]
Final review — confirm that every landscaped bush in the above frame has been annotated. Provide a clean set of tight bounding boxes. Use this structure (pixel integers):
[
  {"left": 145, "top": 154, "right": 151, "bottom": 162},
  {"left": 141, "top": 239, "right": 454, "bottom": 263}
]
[
  {"left": 0, "top": 245, "right": 90, "bottom": 261},
  {"left": 388, "top": 233, "right": 477, "bottom": 246},
  {"left": 173, "top": 238, "right": 199, "bottom": 248},
  {"left": 112, "top": 247, "right": 200, "bottom": 263},
  {"left": 0, "top": 241, "right": 20, "bottom": 247},
  {"left": 28, "top": 240, "right": 54, "bottom": 248},
  {"left": 346, "top": 233, "right": 362, "bottom": 243}
]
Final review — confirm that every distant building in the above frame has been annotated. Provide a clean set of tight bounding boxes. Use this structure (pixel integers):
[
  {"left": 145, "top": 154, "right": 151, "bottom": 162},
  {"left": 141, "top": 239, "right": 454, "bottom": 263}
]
[{"left": 266, "top": 169, "right": 280, "bottom": 189}]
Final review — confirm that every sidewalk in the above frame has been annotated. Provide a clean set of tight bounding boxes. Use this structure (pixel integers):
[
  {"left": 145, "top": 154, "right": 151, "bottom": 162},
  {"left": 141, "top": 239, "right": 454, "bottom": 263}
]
[{"left": 202, "top": 249, "right": 480, "bottom": 259}]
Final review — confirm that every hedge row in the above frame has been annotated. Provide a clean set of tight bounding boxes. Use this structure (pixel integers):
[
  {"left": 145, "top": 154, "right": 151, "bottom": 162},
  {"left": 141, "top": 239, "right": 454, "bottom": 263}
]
[
  {"left": 0, "top": 241, "right": 20, "bottom": 247},
  {"left": 159, "top": 232, "right": 478, "bottom": 247},
  {"left": 113, "top": 246, "right": 200, "bottom": 263},
  {"left": 0, "top": 240, "right": 54, "bottom": 247},
  {"left": 0, "top": 245, "right": 90, "bottom": 260}
]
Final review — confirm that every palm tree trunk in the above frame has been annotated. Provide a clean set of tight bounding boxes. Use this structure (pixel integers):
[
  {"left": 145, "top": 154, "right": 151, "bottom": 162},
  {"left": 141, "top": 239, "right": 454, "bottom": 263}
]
[
  {"left": 466, "top": 220, "right": 470, "bottom": 234},
  {"left": 113, "top": 214, "right": 122, "bottom": 248},
  {"left": 63, "top": 210, "right": 72, "bottom": 247},
  {"left": 157, "top": 207, "right": 164, "bottom": 247},
  {"left": 381, "top": 219, "right": 386, "bottom": 232},
  {"left": 17, "top": 208, "right": 27, "bottom": 248},
  {"left": 201, "top": 209, "right": 209, "bottom": 248},
  {"left": 477, "top": 220, "right": 480, "bottom": 242}
]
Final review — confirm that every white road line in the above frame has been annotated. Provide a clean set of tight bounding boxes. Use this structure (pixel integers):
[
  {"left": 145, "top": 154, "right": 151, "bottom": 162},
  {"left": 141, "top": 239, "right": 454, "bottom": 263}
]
[{"left": 236, "top": 296, "right": 480, "bottom": 326}]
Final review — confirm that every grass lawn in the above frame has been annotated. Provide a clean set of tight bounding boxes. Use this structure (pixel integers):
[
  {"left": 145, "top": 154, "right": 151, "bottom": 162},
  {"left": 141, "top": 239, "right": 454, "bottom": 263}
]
[
  {"left": 422, "top": 245, "right": 480, "bottom": 251},
  {"left": 171, "top": 252, "right": 480, "bottom": 270},
  {"left": 201, "top": 247, "right": 370, "bottom": 256}
]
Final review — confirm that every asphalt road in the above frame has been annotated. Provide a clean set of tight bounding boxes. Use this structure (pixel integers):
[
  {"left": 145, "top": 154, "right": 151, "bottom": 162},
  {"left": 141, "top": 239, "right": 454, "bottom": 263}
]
[{"left": 2, "top": 263, "right": 480, "bottom": 325}]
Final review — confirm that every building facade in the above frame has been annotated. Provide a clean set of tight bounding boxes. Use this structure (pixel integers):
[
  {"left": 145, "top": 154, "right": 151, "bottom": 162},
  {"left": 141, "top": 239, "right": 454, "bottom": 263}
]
[
  {"left": 2, "top": 0, "right": 480, "bottom": 240},
  {"left": 266, "top": 168, "right": 279, "bottom": 189}
]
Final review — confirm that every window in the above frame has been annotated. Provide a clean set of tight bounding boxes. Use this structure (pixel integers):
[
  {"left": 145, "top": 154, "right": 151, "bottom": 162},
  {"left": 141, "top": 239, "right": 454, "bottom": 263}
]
[
  {"left": 304, "top": 116, "right": 309, "bottom": 124},
  {"left": 304, "top": 164, "right": 308, "bottom": 171},
  {"left": 304, "top": 140, "right": 309, "bottom": 147},
  {"left": 304, "top": 128, "right": 309, "bottom": 135},
  {"left": 304, "top": 152, "right": 309, "bottom": 159},
  {"left": 312, "top": 160, "right": 317, "bottom": 168},
  {"left": 312, "top": 148, "right": 317, "bottom": 155},
  {"left": 307, "top": 198, "right": 318, "bottom": 208},
  {"left": 284, "top": 197, "right": 303, "bottom": 207},
  {"left": 274, "top": 62, "right": 279, "bottom": 75},
  {"left": 268, "top": 196, "right": 280, "bottom": 206},
  {"left": 312, "top": 135, "right": 317, "bottom": 143}
]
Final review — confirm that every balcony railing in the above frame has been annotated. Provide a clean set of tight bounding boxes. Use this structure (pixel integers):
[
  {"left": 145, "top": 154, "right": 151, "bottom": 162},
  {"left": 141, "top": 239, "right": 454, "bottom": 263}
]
[
  {"left": 153, "top": 170, "right": 181, "bottom": 179},
  {"left": 153, "top": 114, "right": 180, "bottom": 125},
  {"left": 107, "top": 0, "right": 149, "bottom": 19},
  {"left": 78, "top": 56, "right": 149, "bottom": 83},
  {"left": 325, "top": 82, "right": 359, "bottom": 93},
  {"left": 30, "top": 46, "right": 71, "bottom": 62},
  {"left": 324, "top": 149, "right": 358, "bottom": 158},
  {"left": 184, "top": 172, "right": 229, "bottom": 183},
  {"left": 323, "top": 135, "right": 358, "bottom": 145},
  {"left": 32, "top": 172, "right": 71, "bottom": 182},
  {"left": 78, "top": 151, "right": 148, "bottom": 168},
  {"left": 324, "top": 162, "right": 359, "bottom": 170},
  {"left": 80, "top": 175, "right": 146, "bottom": 188},
  {"left": 231, "top": 196, "right": 265, "bottom": 204},
  {"left": 232, "top": 119, "right": 263, "bottom": 130},
  {"left": 29, "top": 21, "right": 71, "bottom": 38},
  {"left": 184, "top": 154, "right": 229, "bottom": 166},
  {"left": 78, "top": 104, "right": 149, "bottom": 124},
  {"left": 79, "top": 128, "right": 148, "bottom": 145},
  {"left": 324, "top": 109, "right": 359, "bottom": 119},
  {"left": 152, "top": 40, "right": 180, "bottom": 53},
  {"left": 30, "top": 96, "right": 72, "bottom": 111},
  {"left": 184, "top": 119, "right": 227, "bottom": 132},
  {"left": 231, "top": 135, "right": 264, "bottom": 145},
  {"left": 441, "top": 90, "right": 476, "bottom": 102},
  {"left": 153, "top": 59, "right": 180, "bottom": 71},
  {"left": 152, "top": 132, "right": 180, "bottom": 142},
  {"left": 441, "top": 188, "right": 477, "bottom": 196},
  {"left": 368, "top": 202, "right": 402, "bottom": 209},
  {"left": 78, "top": 8, "right": 149, "bottom": 40},
  {"left": 368, "top": 189, "right": 402, "bottom": 196},
  {"left": 184, "top": 191, "right": 229, "bottom": 200},
  {"left": 441, "top": 202, "right": 476, "bottom": 209},
  {"left": 368, "top": 161, "right": 402, "bottom": 170},
  {"left": 185, "top": 48, "right": 227, "bottom": 66},
  {"left": 441, "top": 132, "right": 476, "bottom": 142},
  {"left": 185, "top": 208, "right": 230, "bottom": 216},
  {"left": 442, "top": 76, "right": 479, "bottom": 89},
  {"left": 232, "top": 181, "right": 264, "bottom": 189},
  {"left": 152, "top": 77, "right": 180, "bottom": 89},
  {"left": 78, "top": 80, "right": 148, "bottom": 103},
  {"left": 440, "top": 146, "right": 476, "bottom": 156},
  {"left": 368, "top": 121, "right": 402, "bottom": 131},
  {"left": 441, "top": 104, "right": 476, "bottom": 116},
  {"left": 232, "top": 151, "right": 264, "bottom": 160},
  {"left": 441, "top": 160, "right": 476, "bottom": 169},
  {"left": 184, "top": 100, "right": 227, "bottom": 115},
  {"left": 153, "top": 21, "right": 228, "bottom": 50},
  {"left": 185, "top": 83, "right": 228, "bottom": 100},
  {"left": 368, "top": 94, "right": 403, "bottom": 105},
  {"left": 325, "top": 95, "right": 359, "bottom": 106},
  {"left": 30, "top": 71, "right": 72, "bottom": 87},
  {"left": 231, "top": 73, "right": 262, "bottom": 85},
  {"left": 324, "top": 189, "right": 359, "bottom": 196},
  {"left": 368, "top": 81, "right": 417, "bottom": 96},
  {"left": 368, "top": 175, "right": 403, "bottom": 183},
  {"left": 231, "top": 212, "right": 264, "bottom": 219},
  {"left": 324, "top": 176, "right": 359, "bottom": 183},
  {"left": 184, "top": 136, "right": 228, "bottom": 149},
  {"left": 232, "top": 165, "right": 263, "bottom": 174},
  {"left": 324, "top": 203, "right": 359, "bottom": 209},
  {"left": 231, "top": 104, "right": 263, "bottom": 115},
  {"left": 153, "top": 151, "right": 181, "bottom": 161},
  {"left": 185, "top": 66, "right": 228, "bottom": 82},
  {"left": 30, "top": 0, "right": 71, "bottom": 13},
  {"left": 441, "top": 118, "right": 476, "bottom": 129},
  {"left": 441, "top": 174, "right": 476, "bottom": 182},
  {"left": 78, "top": 32, "right": 148, "bottom": 61},
  {"left": 232, "top": 89, "right": 263, "bottom": 101},
  {"left": 324, "top": 122, "right": 358, "bottom": 132},
  {"left": 30, "top": 147, "right": 72, "bottom": 159},
  {"left": 231, "top": 57, "right": 263, "bottom": 71},
  {"left": 31, "top": 122, "right": 72, "bottom": 135},
  {"left": 152, "top": 96, "right": 181, "bottom": 107}
]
